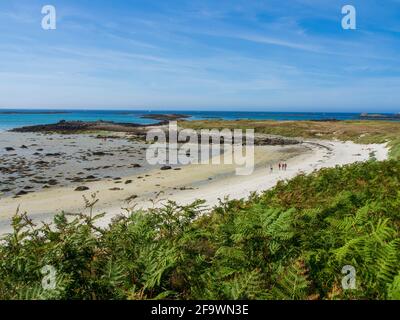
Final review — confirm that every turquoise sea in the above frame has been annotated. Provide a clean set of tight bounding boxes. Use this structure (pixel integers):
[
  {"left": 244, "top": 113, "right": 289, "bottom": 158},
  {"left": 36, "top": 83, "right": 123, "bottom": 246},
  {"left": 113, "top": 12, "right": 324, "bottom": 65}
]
[{"left": 0, "top": 109, "right": 396, "bottom": 132}]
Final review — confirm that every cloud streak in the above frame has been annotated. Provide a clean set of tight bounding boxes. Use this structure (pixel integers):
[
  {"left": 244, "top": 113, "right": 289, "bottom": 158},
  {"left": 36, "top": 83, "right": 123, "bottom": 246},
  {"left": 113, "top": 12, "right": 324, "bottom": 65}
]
[{"left": 0, "top": 0, "right": 399, "bottom": 112}]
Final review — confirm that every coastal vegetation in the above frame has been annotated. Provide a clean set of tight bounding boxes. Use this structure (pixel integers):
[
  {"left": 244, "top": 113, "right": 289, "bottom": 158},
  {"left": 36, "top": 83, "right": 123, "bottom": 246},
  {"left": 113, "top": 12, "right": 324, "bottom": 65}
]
[
  {"left": 181, "top": 120, "right": 400, "bottom": 159},
  {"left": 1, "top": 120, "right": 399, "bottom": 300},
  {"left": 1, "top": 158, "right": 399, "bottom": 300}
]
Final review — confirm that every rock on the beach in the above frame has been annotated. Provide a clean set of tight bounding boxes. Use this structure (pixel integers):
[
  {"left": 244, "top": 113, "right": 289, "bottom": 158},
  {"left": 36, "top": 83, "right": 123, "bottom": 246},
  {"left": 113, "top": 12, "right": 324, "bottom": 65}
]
[
  {"left": 75, "top": 186, "right": 89, "bottom": 191},
  {"left": 160, "top": 166, "right": 172, "bottom": 171},
  {"left": 45, "top": 153, "right": 62, "bottom": 157},
  {"left": 125, "top": 194, "right": 138, "bottom": 202},
  {"left": 47, "top": 179, "right": 58, "bottom": 186},
  {"left": 109, "top": 187, "right": 123, "bottom": 191},
  {"left": 5, "top": 147, "right": 15, "bottom": 151}
]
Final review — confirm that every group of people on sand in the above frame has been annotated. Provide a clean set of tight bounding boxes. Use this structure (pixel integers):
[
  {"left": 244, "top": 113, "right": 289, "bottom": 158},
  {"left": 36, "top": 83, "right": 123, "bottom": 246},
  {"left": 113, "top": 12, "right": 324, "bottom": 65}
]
[
  {"left": 279, "top": 162, "right": 288, "bottom": 171},
  {"left": 270, "top": 162, "right": 288, "bottom": 173}
]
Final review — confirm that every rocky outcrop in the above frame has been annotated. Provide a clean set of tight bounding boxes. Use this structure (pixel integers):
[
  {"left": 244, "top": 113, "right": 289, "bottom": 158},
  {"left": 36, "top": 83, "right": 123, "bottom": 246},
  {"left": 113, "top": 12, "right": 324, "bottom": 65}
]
[
  {"left": 140, "top": 114, "right": 191, "bottom": 121},
  {"left": 360, "top": 113, "right": 400, "bottom": 120},
  {"left": 10, "top": 120, "right": 161, "bottom": 134}
]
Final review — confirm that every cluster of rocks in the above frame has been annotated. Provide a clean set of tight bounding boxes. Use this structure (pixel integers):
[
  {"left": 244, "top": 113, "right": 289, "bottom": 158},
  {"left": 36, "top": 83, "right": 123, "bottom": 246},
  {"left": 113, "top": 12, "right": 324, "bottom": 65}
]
[
  {"left": 11, "top": 120, "right": 158, "bottom": 134},
  {"left": 0, "top": 134, "right": 151, "bottom": 198},
  {"left": 154, "top": 131, "right": 301, "bottom": 146},
  {"left": 253, "top": 135, "right": 301, "bottom": 146},
  {"left": 0, "top": 145, "right": 68, "bottom": 197}
]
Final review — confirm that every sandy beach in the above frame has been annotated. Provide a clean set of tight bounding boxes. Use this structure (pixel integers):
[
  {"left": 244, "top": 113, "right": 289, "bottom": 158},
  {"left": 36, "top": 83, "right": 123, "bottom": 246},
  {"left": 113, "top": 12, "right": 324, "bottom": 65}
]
[{"left": 0, "top": 129, "right": 388, "bottom": 234}]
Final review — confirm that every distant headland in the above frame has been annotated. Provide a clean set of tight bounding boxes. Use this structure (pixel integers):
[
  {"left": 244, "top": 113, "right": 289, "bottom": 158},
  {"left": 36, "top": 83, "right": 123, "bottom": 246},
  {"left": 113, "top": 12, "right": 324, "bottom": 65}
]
[{"left": 360, "top": 113, "right": 400, "bottom": 120}]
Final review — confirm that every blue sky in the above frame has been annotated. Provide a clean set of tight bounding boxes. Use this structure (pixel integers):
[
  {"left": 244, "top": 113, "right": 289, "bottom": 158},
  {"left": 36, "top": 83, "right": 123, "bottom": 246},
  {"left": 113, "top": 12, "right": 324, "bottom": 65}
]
[{"left": 0, "top": 0, "right": 399, "bottom": 112}]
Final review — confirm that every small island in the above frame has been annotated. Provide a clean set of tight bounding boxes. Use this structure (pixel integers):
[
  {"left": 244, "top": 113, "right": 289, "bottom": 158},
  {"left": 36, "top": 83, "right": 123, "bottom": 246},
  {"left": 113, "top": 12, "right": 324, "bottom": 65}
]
[
  {"left": 10, "top": 120, "right": 161, "bottom": 134},
  {"left": 360, "top": 113, "right": 400, "bottom": 120},
  {"left": 140, "top": 113, "right": 192, "bottom": 121}
]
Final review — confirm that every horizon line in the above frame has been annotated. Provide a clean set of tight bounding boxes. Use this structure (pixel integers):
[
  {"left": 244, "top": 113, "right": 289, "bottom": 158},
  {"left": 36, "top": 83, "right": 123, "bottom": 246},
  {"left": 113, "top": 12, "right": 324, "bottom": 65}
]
[{"left": 0, "top": 107, "right": 398, "bottom": 115}]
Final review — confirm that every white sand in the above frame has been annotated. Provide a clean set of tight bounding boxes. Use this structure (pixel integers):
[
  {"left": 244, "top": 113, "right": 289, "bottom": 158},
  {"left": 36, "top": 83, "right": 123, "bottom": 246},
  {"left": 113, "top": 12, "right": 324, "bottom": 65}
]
[{"left": 0, "top": 139, "right": 389, "bottom": 234}]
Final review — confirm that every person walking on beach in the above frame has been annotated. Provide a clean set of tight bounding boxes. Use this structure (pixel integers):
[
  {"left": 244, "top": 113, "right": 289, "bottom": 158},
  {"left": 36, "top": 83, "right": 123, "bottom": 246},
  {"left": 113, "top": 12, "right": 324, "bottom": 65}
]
[
  {"left": 270, "top": 165, "right": 273, "bottom": 173},
  {"left": 279, "top": 163, "right": 281, "bottom": 171}
]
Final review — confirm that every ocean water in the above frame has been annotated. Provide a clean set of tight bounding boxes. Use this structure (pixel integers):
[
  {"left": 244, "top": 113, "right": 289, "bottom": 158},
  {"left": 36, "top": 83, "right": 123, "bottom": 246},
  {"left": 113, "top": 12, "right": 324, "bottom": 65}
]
[{"left": 0, "top": 109, "right": 392, "bottom": 132}]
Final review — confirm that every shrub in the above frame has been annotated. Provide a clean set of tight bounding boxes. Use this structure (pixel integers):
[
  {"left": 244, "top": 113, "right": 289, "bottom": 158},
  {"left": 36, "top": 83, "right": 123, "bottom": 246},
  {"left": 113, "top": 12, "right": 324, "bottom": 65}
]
[{"left": 0, "top": 160, "right": 399, "bottom": 300}]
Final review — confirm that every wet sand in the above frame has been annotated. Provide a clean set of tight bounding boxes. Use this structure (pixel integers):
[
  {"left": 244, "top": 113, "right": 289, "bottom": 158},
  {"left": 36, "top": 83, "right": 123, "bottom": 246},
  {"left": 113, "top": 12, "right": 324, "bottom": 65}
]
[
  {"left": 0, "top": 132, "right": 153, "bottom": 197},
  {"left": 0, "top": 130, "right": 389, "bottom": 234}
]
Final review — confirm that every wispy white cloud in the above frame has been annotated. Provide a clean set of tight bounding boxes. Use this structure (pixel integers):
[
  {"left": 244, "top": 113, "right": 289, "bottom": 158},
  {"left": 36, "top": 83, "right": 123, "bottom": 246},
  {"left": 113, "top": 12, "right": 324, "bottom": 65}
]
[{"left": 0, "top": 0, "right": 399, "bottom": 111}]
